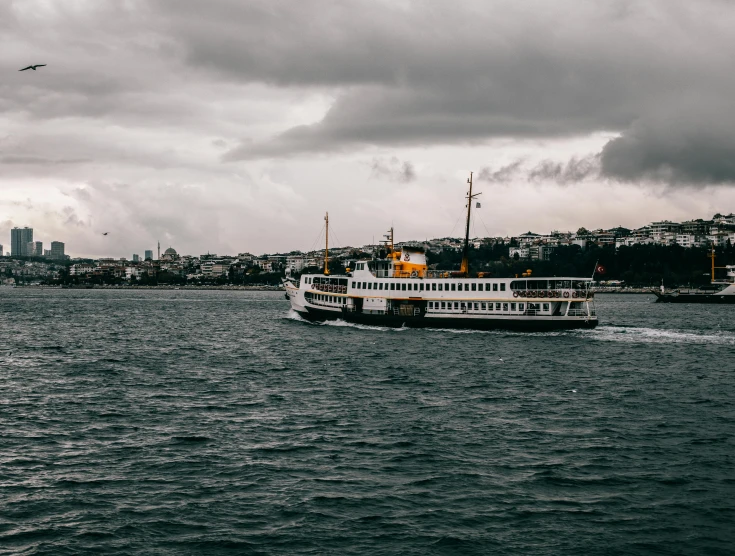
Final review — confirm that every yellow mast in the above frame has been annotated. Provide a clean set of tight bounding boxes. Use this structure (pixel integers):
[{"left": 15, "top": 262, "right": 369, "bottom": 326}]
[
  {"left": 709, "top": 245, "right": 715, "bottom": 282},
  {"left": 324, "top": 212, "right": 330, "bottom": 275},
  {"left": 460, "top": 172, "right": 481, "bottom": 276}
]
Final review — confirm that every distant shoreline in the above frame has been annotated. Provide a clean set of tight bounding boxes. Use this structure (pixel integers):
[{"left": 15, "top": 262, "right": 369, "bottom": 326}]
[
  {"left": 7, "top": 285, "right": 285, "bottom": 291},
  {"left": 6, "top": 285, "right": 658, "bottom": 294}
]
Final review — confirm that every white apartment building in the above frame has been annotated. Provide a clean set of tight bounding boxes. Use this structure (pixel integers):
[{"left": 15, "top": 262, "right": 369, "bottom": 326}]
[{"left": 509, "top": 247, "right": 530, "bottom": 259}]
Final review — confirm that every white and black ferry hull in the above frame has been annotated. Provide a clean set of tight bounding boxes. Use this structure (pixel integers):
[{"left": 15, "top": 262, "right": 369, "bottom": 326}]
[
  {"left": 655, "top": 293, "right": 735, "bottom": 304},
  {"left": 295, "top": 306, "right": 598, "bottom": 331}
]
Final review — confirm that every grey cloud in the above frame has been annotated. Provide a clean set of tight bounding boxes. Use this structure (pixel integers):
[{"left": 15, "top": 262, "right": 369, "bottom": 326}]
[
  {"left": 528, "top": 155, "right": 600, "bottom": 184},
  {"left": 477, "top": 156, "right": 599, "bottom": 185},
  {"left": 478, "top": 160, "right": 524, "bottom": 183},
  {"left": 600, "top": 102, "right": 735, "bottom": 185},
  {"left": 369, "top": 157, "right": 416, "bottom": 183}
]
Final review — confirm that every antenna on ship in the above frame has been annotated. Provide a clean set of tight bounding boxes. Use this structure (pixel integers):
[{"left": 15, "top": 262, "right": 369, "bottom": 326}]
[
  {"left": 324, "top": 212, "right": 330, "bottom": 275},
  {"left": 460, "top": 172, "right": 481, "bottom": 276}
]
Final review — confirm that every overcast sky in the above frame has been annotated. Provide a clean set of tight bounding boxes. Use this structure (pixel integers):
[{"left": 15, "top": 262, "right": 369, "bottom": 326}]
[{"left": 2, "top": 0, "right": 735, "bottom": 258}]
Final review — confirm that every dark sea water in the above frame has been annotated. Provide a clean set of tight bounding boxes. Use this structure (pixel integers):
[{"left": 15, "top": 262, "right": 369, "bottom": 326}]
[{"left": 1, "top": 289, "right": 734, "bottom": 555}]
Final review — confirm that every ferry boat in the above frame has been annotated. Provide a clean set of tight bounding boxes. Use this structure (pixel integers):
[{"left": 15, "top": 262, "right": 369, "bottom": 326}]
[
  {"left": 285, "top": 173, "right": 598, "bottom": 331},
  {"left": 655, "top": 248, "right": 735, "bottom": 304}
]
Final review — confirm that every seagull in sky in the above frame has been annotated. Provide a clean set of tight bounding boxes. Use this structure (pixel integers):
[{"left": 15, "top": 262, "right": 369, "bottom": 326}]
[
  {"left": 19, "top": 64, "right": 46, "bottom": 71},
  {"left": 102, "top": 232, "right": 109, "bottom": 236}
]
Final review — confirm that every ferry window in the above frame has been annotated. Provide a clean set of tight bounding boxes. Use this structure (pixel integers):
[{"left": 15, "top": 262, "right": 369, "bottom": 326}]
[
  {"left": 351, "top": 281, "right": 356, "bottom": 288},
  {"left": 496, "top": 303, "right": 501, "bottom": 310},
  {"left": 500, "top": 283, "right": 506, "bottom": 291},
  {"left": 390, "top": 283, "right": 395, "bottom": 290},
  {"left": 432, "top": 283, "right": 436, "bottom": 291},
  {"left": 438, "top": 284, "right": 443, "bottom": 291},
  {"left": 493, "top": 283, "right": 498, "bottom": 291},
  {"left": 471, "top": 283, "right": 476, "bottom": 291},
  {"left": 400, "top": 283, "right": 405, "bottom": 291},
  {"left": 489, "top": 303, "right": 494, "bottom": 311},
  {"left": 474, "top": 303, "right": 479, "bottom": 310},
  {"left": 543, "top": 303, "right": 549, "bottom": 312},
  {"left": 519, "top": 303, "right": 524, "bottom": 311},
  {"left": 441, "top": 302, "right": 446, "bottom": 309},
  {"left": 503, "top": 303, "right": 508, "bottom": 311},
  {"left": 451, "top": 283, "right": 456, "bottom": 291},
  {"left": 368, "top": 283, "right": 372, "bottom": 290},
  {"left": 465, "top": 284, "right": 469, "bottom": 291},
  {"left": 361, "top": 282, "right": 366, "bottom": 289},
  {"left": 420, "top": 283, "right": 424, "bottom": 291},
  {"left": 481, "top": 302, "right": 486, "bottom": 310},
  {"left": 428, "top": 302, "right": 433, "bottom": 309},
  {"left": 454, "top": 302, "right": 459, "bottom": 309},
  {"left": 511, "top": 303, "right": 516, "bottom": 311}
]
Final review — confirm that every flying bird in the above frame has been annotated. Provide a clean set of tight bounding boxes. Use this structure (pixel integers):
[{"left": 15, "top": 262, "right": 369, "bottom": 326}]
[
  {"left": 102, "top": 232, "right": 109, "bottom": 236},
  {"left": 19, "top": 64, "right": 46, "bottom": 71}
]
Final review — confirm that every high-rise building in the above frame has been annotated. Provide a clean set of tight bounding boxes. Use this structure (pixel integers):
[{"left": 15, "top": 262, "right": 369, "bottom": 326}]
[
  {"left": 11, "top": 227, "right": 33, "bottom": 256},
  {"left": 50, "top": 241, "right": 65, "bottom": 260},
  {"left": 144, "top": 250, "right": 153, "bottom": 260},
  {"left": 132, "top": 254, "right": 140, "bottom": 262},
  {"left": 0, "top": 244, "right": 3, "bottom": 257},
  {"left": 27, "top": 241, "right": 43, "bottom": 257}
]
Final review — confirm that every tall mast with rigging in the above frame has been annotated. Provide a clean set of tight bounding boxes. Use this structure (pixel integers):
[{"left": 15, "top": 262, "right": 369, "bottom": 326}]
[
  {"left": 324, "top": 212, "right": 330, "bottom": 275},
  {"left": 460, "top": 172, "right": 481, "bottom": 276}
]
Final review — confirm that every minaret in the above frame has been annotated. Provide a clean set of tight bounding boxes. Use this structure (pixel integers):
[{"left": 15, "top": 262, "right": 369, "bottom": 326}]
[{"left": 157, "top": 241, "right": 160, "bottom": 261}]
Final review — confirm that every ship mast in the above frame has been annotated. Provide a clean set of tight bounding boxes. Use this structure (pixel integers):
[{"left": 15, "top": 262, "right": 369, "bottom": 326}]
[
  {"left": 324, "top": 212, "right": 330, "bottom": 275},
  {"left": 460, "top": 172, "right": 481, "bottom": 276}
]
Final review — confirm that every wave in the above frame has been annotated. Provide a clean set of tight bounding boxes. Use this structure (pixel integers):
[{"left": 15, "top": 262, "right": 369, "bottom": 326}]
[
  {"left": 284, "top": 310, "right": 408, "bottom": 332},
  {"left": 578, "top": 326, "right": 735, "bottom": 345}
]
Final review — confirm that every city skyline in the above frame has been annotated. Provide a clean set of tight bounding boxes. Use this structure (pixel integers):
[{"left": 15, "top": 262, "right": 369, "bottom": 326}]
[
  {"left": 6, "top": 211, "right": 733, "bottom": 261},
  {"left": 3, "top": 1, "right": 735, "bottom": 258}
]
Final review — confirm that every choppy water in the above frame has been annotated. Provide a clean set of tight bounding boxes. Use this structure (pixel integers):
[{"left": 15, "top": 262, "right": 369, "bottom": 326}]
[{"left": 1, "top": 289, "right": 734, "bottom": 555}]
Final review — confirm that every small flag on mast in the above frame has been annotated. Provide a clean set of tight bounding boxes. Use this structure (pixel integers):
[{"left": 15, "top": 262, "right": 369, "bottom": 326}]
[{"left": 476, "top": 202, "right": 481, "bottom": 208}]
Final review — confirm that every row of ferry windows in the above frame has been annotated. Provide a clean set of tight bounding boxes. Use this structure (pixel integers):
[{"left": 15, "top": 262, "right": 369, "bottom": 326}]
[
  {"left": 351, "top": 281, "right": 506, "bottom": 292},
  {"left": 310, "top": 294, "right": 346, "bottom": 305},
  {"left": 428, "top": 301, "right": 550, "bottom": 312}
]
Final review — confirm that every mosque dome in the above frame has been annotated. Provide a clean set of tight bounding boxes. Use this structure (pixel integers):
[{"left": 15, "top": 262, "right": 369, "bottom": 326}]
[{"left": 164, "top": 247, "right": 177, "bottom": 255}]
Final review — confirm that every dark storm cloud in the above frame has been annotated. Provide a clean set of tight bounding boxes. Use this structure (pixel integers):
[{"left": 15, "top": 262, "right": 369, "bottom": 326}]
[
  {"left": 599, "top": 101, "right": 735, "bottom": 185},
  {"left": 169, "top": 0, "right": 735, "bottom": 185}
]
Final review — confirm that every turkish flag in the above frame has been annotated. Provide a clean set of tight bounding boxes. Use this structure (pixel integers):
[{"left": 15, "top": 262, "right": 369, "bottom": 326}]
[{"left": 596, "top": 264, "right": 606, "bottom": 274}]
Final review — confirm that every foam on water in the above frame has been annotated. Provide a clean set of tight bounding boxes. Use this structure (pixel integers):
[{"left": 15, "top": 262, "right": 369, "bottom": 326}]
[{"left": 579, "top": 325, "right": 735, "bottom": 345}]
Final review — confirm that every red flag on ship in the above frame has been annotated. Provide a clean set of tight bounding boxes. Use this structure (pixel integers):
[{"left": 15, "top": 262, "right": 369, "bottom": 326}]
[{"left": 596, "top": 264, "right": 606, "bottom": 275}]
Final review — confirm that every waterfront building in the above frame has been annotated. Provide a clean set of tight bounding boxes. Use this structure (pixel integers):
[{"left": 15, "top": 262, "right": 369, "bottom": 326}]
[
  {"left": 11, "top": 227, "right": 33, "bottom": 256},
  {"left": 0, "top": 244, "right": 3, "bottom": 256},
  {"left": 681, "top": 219, "right": 711, "bottom": 236},
  {"left": 287, "top": 255, "right": 305, "bottom": 273},
  {"left": 132, "top": 254, "right": 140, "bottom": 262},
  {"left": 50, "top": 241, "right": 65, "bottom": 260},
  {"left": 27, "top": 241, "right": 43, "bottom": 257},
  {"left": 161, "top": 247, "right": 178, "bottom": 262},
  {"left": 144, "top": 250, "right": 153, "bottom": 260},
  {"left": 69, "top": 264, "right": 94, "bottom": 276},
  {"left": 509, "top": 247, "right": 530, "bottom": 259}
]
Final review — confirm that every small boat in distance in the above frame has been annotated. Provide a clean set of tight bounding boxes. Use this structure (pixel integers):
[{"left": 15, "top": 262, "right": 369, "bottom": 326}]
[
  {"left": 655, "top": 248, "right": 735, "bottom": 303},
  {"left": 285, "top": 173, "right": 599, "bottom": 330}
]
